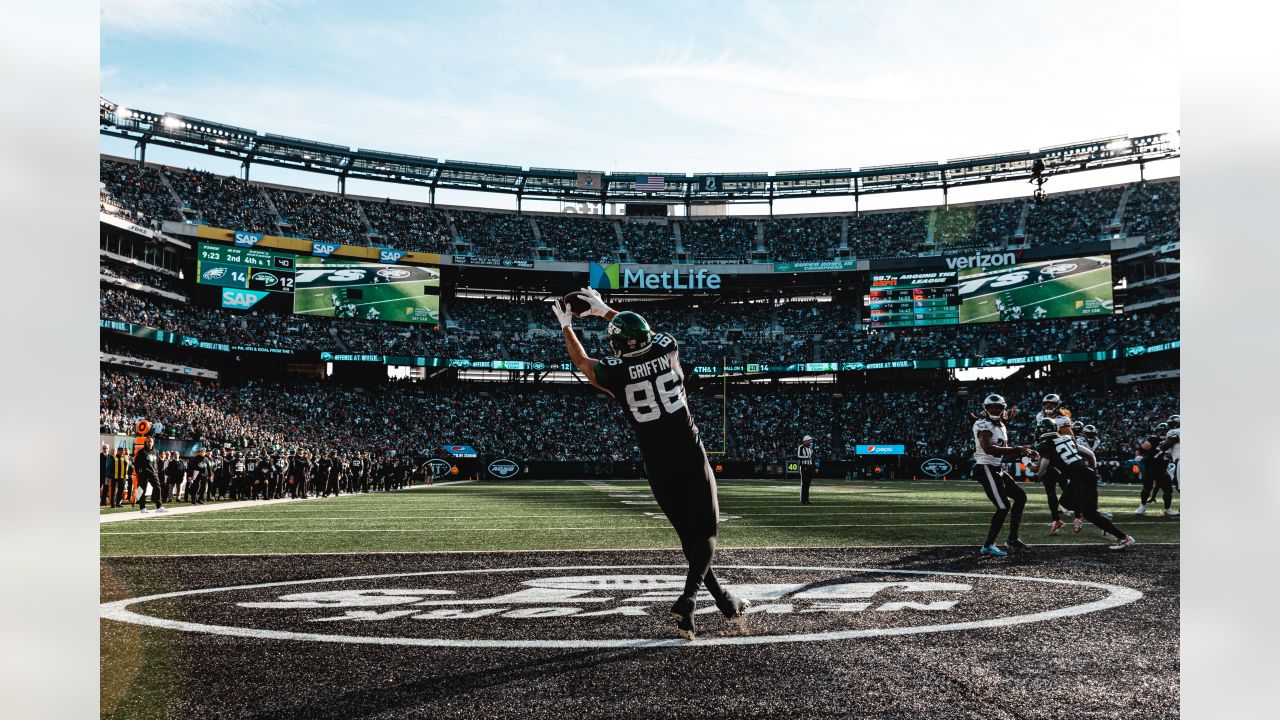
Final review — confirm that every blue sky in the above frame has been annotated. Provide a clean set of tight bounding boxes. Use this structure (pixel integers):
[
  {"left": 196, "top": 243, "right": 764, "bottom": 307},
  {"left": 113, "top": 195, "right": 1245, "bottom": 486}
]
[{"left": 100, "top": 0, "right": 1179, "bottom": 210}]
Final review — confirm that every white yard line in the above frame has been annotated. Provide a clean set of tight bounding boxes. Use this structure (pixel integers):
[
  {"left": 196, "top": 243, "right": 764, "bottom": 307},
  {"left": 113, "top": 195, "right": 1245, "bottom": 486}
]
[{"left": 99, "top": 480, "right": 476, "bottom": 524}]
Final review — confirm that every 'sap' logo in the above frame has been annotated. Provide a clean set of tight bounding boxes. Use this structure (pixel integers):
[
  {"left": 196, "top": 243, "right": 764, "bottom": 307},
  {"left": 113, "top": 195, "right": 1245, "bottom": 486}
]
[
  {"left": 379, "top": 248, "right": 406, "bottom": 264},
  {"left": 589, "top": 262, "right": 620, "bottom": 290}
]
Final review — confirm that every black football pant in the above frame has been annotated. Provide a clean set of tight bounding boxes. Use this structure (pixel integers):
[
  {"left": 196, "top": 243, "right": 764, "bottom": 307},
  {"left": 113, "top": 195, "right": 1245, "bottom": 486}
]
[
  {"left": 1140, "top": 466, "right": 1173, "bottom": 509},
  {"left": 100, "top": 477, "right": 110, "bottom": 506},
  {"left": 137, "top": 479, "right": 163, "bottom": 509},
  {"left": 1058, "top": 465, "right": 1128, "bottom": 540},
  {"left": 799, "top": 466, "right": 814, "bottom": 503},
  {"left": 974, "top": 465, "right": 1026, "bottom": 546},
  {"left": 1042, "top": 468, "right": 1082, "bottom": 522},
  {"left": 110, "top": 478, "right": 127, "bottom": 507},
  {"left": 643, "top": 438, "right": 728, "bottom": 602}
]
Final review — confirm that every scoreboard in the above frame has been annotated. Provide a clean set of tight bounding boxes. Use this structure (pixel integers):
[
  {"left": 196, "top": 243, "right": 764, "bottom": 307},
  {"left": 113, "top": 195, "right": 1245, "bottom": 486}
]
[
  {"left": 197, "top": 242, "right": 296, "bottom": 293},
  {"left": 866, "top": 271, "right": 959, "bottom": 328}
]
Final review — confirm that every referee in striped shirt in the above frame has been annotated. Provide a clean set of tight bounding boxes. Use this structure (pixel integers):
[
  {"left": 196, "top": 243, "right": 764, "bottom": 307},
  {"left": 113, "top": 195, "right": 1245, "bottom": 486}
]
[{"left": 798, "top": 435, "right": 816, "bottom": 504}]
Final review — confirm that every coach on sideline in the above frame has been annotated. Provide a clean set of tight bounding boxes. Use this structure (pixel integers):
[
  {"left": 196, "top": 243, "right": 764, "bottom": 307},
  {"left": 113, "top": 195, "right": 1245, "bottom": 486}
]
[{"left": 798, "top": 435, "right": 816, "bottom": 504}]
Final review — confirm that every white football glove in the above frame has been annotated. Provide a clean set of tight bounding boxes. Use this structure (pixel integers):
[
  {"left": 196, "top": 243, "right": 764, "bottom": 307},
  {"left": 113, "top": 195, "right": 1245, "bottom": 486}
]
[
  {"left": 550, "top": 299, "right": 574, "bottom": 329},
  {"left": 577, "top": 287, "right": 611, "bottom": 318}
]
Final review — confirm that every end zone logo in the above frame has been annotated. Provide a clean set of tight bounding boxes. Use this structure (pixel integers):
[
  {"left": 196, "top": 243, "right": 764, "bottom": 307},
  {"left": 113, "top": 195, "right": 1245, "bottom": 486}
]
[
  {"left": 376, "top": 268, "right": 412, "bottom": 279},
  {"left": 100, "top": 565, "right": 1141, "bottom": 649}
]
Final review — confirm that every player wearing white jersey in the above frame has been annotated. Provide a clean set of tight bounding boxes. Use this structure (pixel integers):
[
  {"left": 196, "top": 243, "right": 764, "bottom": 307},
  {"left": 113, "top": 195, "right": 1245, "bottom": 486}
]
[
  {"left": 971, "top": 394, "right": 1032, "bottom": 557},
  {"left": 1159, "top": 414, "right": 1181, "bottom": 491}
]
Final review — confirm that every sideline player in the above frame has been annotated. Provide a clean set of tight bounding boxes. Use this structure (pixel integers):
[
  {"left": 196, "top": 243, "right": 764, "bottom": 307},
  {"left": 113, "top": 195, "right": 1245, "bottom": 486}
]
[
  {"left": 1136, "top": 422, "right": 1179, "bottom": 517},
  {"left": 1159, "top": 414, "right": 1181, "bottom": 493},
  {"left": 971, "top": 394, "right": 1030, "bottom": 557},
  {"left": 552, "top": 287, "right": 748, "bottom": 639},
  {"left": 1032, "top": 419, "right": 1136, "bottom": 550},
  {"left": 1034, "top": 393, "right": 1074, "bottom": 534}
]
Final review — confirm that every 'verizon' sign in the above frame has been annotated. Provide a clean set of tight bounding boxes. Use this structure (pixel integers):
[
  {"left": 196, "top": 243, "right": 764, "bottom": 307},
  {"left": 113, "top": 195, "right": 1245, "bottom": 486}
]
[
  {"left": 944, "top": 251, "right": 1020, "bottom": 270},
  {"left": 100, "top": 565, "right": 1141, "bottom": 649}
]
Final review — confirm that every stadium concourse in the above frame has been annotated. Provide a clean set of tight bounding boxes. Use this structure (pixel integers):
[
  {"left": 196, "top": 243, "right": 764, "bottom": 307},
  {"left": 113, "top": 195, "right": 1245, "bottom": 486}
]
[{"left": 100, "top": 147, "right": 1179, "bottom": 718}]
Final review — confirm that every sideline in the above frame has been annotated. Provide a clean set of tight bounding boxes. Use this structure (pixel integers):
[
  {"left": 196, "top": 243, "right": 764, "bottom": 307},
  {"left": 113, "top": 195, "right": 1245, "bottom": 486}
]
[{"left": 99, "top": 479, "right": 477, "bottom": 524}]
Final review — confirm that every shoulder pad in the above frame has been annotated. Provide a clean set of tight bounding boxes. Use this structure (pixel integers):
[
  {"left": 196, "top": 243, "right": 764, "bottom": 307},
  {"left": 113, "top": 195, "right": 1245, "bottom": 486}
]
[{"left": 974, "top": 419, "right": 993, "bottom": 431}]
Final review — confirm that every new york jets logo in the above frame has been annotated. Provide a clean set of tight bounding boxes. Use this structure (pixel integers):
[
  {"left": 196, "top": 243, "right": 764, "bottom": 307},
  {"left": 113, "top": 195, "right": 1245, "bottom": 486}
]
[
  {"left": 1039, "top": 263, "right": 1078, "bottom": 277},
  {"left": 376, "top": 268, "right": 412, "bottom": 279},
  {"left": 100, "top": 565, "right": 1141, "bottom": 649}
]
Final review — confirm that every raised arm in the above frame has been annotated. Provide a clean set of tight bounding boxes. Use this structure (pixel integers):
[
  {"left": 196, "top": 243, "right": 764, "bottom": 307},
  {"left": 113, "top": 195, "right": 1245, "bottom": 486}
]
[{"left": 551, "top": 299, "right": 611, "bottom": 395}]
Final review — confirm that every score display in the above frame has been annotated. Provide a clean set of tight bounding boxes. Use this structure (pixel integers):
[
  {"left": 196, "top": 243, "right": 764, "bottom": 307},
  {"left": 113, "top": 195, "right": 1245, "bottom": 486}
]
[
  {"left": 197, "top": 242, "right": 296, "bottom": 293},
  {"left": 866, "top": 271, "right": 959, "bottom": 327}
]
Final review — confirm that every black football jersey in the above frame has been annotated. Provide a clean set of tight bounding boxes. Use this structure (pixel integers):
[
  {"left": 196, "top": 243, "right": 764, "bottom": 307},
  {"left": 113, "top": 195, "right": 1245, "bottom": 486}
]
[
  {"left": 1139, "top": 434, "right": 1162, "bottom": 461},
  {"left": 593, "top": 332, "right": 699, "bottom": 453},
  {"left": 1034, "top": 433, "right": 1088, "bottom": 474}
]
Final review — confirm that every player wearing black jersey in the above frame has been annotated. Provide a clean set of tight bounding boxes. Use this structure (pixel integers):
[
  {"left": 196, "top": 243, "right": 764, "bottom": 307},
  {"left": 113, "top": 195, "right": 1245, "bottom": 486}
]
[
  {"left": 552, "top": 287, "right": 748, "bottom": 640},
  {"left": 1032, "top": 419, "right": 1135, "bottom": 550},
  {"left": 1136, "top": 422, "right": 1178, "bottom": 516}
]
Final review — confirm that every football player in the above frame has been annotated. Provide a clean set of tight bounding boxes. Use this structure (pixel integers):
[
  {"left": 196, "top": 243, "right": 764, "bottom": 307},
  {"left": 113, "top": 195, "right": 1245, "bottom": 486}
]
[
  {"left": 1034, "top": 393, "right": 1074, "bottom": 534},
  {"left": 1031, "top": 419, "right": 1136, "bottom": 550},
  {"left": 971, "top": 394, "right": 1031, "bottom": 557},
  {"left": 1159, "top": 414, "right": 1181, "bottom": 492},
  {"left": 552, "top": 287, "right": 748, "bottom": 640},
  {"left": 1136, "top": 422, "right": 1178, "bottom": 516}
]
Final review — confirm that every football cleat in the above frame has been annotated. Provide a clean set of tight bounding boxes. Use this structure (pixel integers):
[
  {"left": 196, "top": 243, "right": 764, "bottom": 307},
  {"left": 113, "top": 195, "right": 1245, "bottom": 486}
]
[
  {"left": 1108, "top": 536, "right": 1137, "bottom": 551},
  {"left": 715, "top": 593, "right": 752, "bottom": 622},
  {"left": 1135, "top": 503, "right": 1146, "bottom": 515},
  {"left": 670, "top": 595, "right": 696, "bottom": 640},
  {"left": 1073, "top": 517, "right": 1083, "bottom": 533},
  {"left": 979, "top": 544, "right": 1008, "bottom": 557},
  {"left": 1163, "top": 509, "right": 1180, "bottom": 517},
  {"left": 139, "top": 507, "right": 148, "bottom": 513},
  {"left": 1049, "top": 520, "right": 1065, "bottom": 535},
  {"left": 1006, "top": 538, "right": 1030, "bottom": 551}
]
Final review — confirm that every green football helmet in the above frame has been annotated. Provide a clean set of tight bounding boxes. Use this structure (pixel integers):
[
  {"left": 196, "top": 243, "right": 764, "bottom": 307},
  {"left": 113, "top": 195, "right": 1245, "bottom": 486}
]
[
  {"left": 1167, "top": 414, "right": 1180, "bottom": 428},
  {"left": 606, "top": 311, "right": 654, "bottom": 356},
  {"left": 1036, "top": 418, "right": 1058, "bottom": 435}
]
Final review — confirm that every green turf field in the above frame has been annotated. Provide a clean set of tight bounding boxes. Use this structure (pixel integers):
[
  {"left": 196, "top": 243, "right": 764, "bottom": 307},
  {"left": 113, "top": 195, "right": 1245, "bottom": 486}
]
[{"left": 100, "top": 479, "right": 1179, "bottom": 556}]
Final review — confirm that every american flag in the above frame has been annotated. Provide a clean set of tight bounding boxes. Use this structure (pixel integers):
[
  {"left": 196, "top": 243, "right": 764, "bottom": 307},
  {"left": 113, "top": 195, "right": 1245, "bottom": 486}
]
[{"left": 633, "top": 176, "right": 666, "bottom": 192}]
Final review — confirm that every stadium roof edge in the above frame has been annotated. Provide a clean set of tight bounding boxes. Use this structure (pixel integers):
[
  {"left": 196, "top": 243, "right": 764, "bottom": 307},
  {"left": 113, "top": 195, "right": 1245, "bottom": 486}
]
[{"left": 99, "top": 97, "right": 1179, "bottom": 201}]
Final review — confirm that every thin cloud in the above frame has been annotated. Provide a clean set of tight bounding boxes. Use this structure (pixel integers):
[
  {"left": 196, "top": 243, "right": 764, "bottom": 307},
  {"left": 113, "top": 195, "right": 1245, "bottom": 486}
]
[{"left": 100, "top": 0, "right": 300, "bottom": 40}]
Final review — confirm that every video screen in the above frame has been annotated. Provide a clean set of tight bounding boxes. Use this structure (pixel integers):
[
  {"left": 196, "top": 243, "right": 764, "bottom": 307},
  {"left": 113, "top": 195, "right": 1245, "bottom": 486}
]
[
  {"left": 957, "top": 255, "right": 1114, "bottom": 324},
  {"left": 197, "top": 242, "right": 296, "bottom": 293},
  {"left": 293, "top": 261, "right": 441, "bottom": 326}
]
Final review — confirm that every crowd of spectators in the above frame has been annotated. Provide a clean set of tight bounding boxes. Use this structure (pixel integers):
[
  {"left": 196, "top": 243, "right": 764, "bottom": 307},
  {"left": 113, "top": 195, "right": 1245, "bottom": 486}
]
[
  {"left": 1023, "top": 186, "right": 1125, "bottom": 245},
  {"left": 679, "top": 217, "right": 758, "bottom": 262},
  {"left": 101, "top": 367, "right": 1175, "bottom": 464},
  {"left": 1121, "top": 180, "right": 1180, "bottom": 244},
  {"left": 453, "top": 210, "right": 535, "bottom": 259},
  {"left": 99, "top": 161, "right": 173, "bottom": 227},
  {"left": 535, "top": 215, "right": 620, "bottom": 264},
  {"left": 161, "top": 166, "right": 279, "bottom": 233},
  {"left": 623, "top": 221, "right": 675, "bottom": 264},
  {"left": 765, "top": 216, "right": 844, "bottom": 261},
  {"left": 101, "top": 158, "right": 1180, "bottom": 262},
  {"left": 101, "top": 262, "right": 185, "bottom": 295},
  {"left": 269, "top": 189, "right": 368, "bottom": 244},
  {"left": 361, "top": 199, "right": 455, "bottom": 254}
]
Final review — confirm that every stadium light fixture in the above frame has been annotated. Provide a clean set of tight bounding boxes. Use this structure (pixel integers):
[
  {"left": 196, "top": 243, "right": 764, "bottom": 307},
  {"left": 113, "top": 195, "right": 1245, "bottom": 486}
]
[
  {"left": 116, "top": 107, "right": 133, "bottom": 120},
  {"left": 162, "top": 116, "right": 184, "bottom": 129},
  {"left": 1107, "top": 138, "right": 1132, "bottom": 153}
]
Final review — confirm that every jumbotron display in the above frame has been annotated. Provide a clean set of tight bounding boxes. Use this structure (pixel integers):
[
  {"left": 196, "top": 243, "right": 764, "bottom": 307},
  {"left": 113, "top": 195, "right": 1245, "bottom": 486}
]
[
  {"left": 196, "top": 242, "right": 295, "bottom": 293},
  {"left": 293, "top": 261, "right": 441, "bottom": 325},
  {"left": 867, "top": 271, "right": 959, "bottom": 328},
  {"left": 957, "top": 255, "right": 1115, "bottom": 323},
  {"left": 866, "top": 254, "right": 1116, "bottom": 326}
]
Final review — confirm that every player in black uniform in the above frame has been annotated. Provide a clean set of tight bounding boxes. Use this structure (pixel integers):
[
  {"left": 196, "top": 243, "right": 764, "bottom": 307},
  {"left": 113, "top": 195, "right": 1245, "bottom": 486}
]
[
  {"left": 1136, "top": 422, "right": 1177, "bottom": 516},
  {"left": 552, "top": 287, "right": 748, "bottom": 640},
  {"left": 1032, "top": 418, "right": 1136, "bottom": 550}
]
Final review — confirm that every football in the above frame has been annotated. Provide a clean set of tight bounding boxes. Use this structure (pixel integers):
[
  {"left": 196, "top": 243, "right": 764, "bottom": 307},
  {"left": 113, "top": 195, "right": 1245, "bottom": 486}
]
[{"left": 561, "top": 290, "right": 593, "bottom": 317}]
